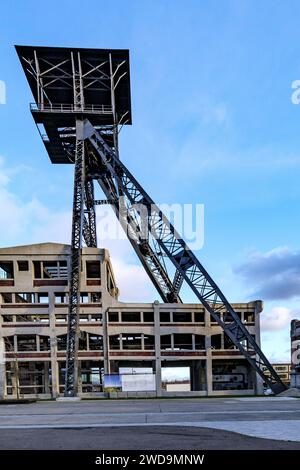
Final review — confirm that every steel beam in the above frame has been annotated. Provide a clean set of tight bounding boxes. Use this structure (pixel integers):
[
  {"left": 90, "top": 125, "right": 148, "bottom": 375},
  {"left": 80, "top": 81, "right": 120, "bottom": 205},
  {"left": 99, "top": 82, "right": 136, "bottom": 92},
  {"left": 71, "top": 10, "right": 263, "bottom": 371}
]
[
  {"left": 64, "top": 120, "right": 85, "bottom": 397},
  {"left": 86, "top": 121, "right": 287, "bottom": 394}
]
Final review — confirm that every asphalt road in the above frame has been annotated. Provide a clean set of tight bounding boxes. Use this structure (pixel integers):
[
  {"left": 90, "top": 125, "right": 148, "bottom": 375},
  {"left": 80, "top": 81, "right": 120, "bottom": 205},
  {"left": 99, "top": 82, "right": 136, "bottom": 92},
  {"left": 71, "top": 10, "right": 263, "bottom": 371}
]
[
  {"left": 0, "top": 426, "right": 299, "bottom": 450},
  {"left": 0, "top": 397, "right": 299, "bottom": 449}
]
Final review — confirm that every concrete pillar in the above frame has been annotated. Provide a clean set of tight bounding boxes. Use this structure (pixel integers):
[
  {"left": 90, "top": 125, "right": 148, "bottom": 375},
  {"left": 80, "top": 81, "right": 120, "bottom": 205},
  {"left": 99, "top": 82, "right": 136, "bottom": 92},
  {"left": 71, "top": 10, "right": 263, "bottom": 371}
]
[
  {"left": 191, "top": 360, "right": 203, "bottom": 391},
  {"left": 29, "top": 362, "right": 37, "bottom": 394},
  {"left": 254, "top": 300, "right": 264, "bottom": 395},
  {"left": 0, "top": 305, "right": 6, "bottom": 399},
  {"left": 205, "top": 335, "right": 213, "bottom": 395},
  {"left": 44, "top": 362, "right": 50, "bottom": 395},
  {"left": 141, "top": 334, "right": 145, "bottom": 351},
  {"left": 103, "top": 309, "right": 110, "bottom": 375},
  {"left": 11, "top": 361, "right": 19, "bottom": 398},
  {"left": 13, "top": 334, "right": 18, "bottom": 353},
  {"left": 221, "top": 332, "right": 225, "bottom": 350},
  {"left": 49, "top": 292, "right": 59, "bottom": 398},
  {"left": 154, "top": 301, "right": 162, "bottom": 396},
  {"left": 78, "top": 361, "right": 82, "bottom": 393},
  {"left": 0, "top": 337, "right": 6, "bottom": 399}
]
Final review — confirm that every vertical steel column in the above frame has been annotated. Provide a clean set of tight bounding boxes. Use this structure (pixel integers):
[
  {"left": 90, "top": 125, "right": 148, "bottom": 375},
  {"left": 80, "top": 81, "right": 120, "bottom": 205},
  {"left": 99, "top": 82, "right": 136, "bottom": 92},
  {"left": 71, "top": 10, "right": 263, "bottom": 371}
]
[
  {"left": 84, "top": 179, "right": 97, "bottom": 248},
  {"left": 109, "top": 53, "right": 119, "bottom": 156},
  {"left": 64, "top": 120, "right": 85, "bottom": 397},
  {"left": 71, "top": 51, "right": 84, "bottom": 111}
]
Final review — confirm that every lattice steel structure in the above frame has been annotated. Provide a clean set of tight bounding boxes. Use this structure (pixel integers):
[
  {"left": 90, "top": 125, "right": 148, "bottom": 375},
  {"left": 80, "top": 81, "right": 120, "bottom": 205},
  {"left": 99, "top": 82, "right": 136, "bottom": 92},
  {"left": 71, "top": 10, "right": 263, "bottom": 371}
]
[{"left": 16, "top": 45, "right": 287, "bottom": 396}]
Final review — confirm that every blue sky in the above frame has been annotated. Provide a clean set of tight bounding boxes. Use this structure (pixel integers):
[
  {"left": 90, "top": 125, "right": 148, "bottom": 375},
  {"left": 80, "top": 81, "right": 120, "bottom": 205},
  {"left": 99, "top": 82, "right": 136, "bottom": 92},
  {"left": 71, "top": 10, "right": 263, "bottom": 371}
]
[{"left": 1, "top": 0, "right": 300, "bottom": 362}]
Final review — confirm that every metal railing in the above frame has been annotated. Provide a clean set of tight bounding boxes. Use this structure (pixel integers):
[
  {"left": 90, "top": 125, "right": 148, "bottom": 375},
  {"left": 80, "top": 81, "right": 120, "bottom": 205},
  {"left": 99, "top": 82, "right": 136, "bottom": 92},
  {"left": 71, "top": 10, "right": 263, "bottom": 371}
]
[{"left": 30, "top": 102, "right": 113, "bottom": 114}]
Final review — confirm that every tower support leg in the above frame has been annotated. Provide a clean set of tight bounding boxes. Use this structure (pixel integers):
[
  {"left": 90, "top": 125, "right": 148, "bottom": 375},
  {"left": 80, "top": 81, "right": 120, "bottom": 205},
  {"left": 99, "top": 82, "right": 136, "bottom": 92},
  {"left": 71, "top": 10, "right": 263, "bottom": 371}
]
[{"left": 64, "top": 120, "right": 85, "bottom": 397}]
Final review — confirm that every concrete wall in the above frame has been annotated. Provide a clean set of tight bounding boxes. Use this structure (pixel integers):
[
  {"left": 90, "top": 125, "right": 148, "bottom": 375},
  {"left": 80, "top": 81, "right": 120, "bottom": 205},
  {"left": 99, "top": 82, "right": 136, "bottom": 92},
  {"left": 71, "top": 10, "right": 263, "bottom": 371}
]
[
  {"left": 291, "top": 319, "right": 300, "bottom": 389},
  {"left": 0, "top": 242, "right": 263, "bottom": 399}
]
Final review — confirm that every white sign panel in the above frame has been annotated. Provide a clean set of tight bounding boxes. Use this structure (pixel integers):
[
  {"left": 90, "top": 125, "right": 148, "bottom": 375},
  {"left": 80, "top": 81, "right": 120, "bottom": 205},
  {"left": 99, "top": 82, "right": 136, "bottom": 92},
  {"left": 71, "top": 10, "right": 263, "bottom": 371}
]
[
  {"left": 121, "top": 374, "right": 156, "bottom": 391},
  {"left": 119, "top": 367, "right": 153, "bottom": 375}
]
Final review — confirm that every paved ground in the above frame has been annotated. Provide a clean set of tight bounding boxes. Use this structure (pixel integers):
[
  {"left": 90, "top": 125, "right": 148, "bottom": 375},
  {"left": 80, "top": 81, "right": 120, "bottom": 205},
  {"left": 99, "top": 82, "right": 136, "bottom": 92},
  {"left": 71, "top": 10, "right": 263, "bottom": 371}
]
[
  {"left": 0, "top": 397, "right": 299, "bottom": 449},
  {"left": 1, "top": 426, "right": 300, "bottom": 450}
]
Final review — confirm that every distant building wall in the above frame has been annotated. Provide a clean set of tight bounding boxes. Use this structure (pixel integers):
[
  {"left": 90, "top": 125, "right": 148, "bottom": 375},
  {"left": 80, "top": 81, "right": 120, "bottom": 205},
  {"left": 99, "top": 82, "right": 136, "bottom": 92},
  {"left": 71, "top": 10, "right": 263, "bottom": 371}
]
[{"left": 291, "top": 319, "right": 300, "bottom": 389}]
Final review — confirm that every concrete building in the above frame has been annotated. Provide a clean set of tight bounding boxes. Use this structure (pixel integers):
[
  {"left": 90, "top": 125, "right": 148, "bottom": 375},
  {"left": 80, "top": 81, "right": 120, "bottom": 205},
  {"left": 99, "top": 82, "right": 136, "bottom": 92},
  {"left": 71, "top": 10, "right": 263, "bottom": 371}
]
[
  {"left": 0, "top": 243, "right": 264, "bottom": 399},
  {"left": 291, "top": 319, "right": 300, "bottom": 389},
  {"left": 262, "top": 363, "right": 291, "bottom": 387}
]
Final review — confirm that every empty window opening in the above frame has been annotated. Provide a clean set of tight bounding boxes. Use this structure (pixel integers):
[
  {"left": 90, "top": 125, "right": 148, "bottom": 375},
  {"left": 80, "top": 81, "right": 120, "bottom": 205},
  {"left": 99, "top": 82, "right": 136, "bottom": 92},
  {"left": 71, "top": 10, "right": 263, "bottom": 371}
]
[
  {"left": 121, "top": 312, "right": 141, "bottom": 322},
  {"left": 90, "top": 314, "right": 102, "bottom": 322},
  {"left": 109, "top": 335, "right": 121, "bottom": 350},
  {"left": 57, "top": 335, "right": 67, "bottom": 351},
  {"left": 38, "top": 293, "right": 49, "bottom": 304},
  {"left": 55, "top": 292, "right": 67, "bottom": 304},
  {"left": 80, "top": 292, "right": 89, "bottom": 303},
  {"left": 194, "top": 311, "right": 205, "bottom": 323},
  {"left": 7, "top": 361, "right": 48, "bottom": 395},
  {"left": 1, "top": 293, "right": 12, "bottom": 303},
  {"left": 195, "top": 334, "right": 206, "bottom": 350},
  {"left": 17, "top": 261, "right": 29, "bottom": 271},
  {"left": 43, "top": 261, "right": 53, "bottom": 278},
  {"left": 244, "top": 311, "right": 255, "bottom": 323},
  {"left": 89, "top": 334, "right": 103, "bottom": 351},
  {"left": 122, "top": 333, "right": 142, "bottom": 350},
  {"left": 33, "top": 261, "right": 41, "bottom": 279},
  {"left": 143, "top": 312, "right": 154, "bottom": 322},
  {"left": 33, "top": 260, "right": 68, "bottom": 279},
  {"left": 161, "top": 335, "right": 172, "bottom": 350},
  {"left": 56, "top": 315, "right": 67, "bottom": 323},
  {"left": 173, "top": 334, "right": 193, "bottom": 350},
  {"left": 80, "top": 361, "right": 104, "bottom": 393},
  {"left": 17, "top": 335, "right": 37, "bottom": 352},
  {"left": 144, "top": 335, "right": 155, "bottom": 350},
  {"left": 162, "top": 366, "right": 191, "bottom": 392},
  {"left": 211, "top": 312, "right": 221, "bottom": 324},
  {"left": 0, "top": 262, "right": 14, "bottom": 279},
  {"left": 79, "top": 332, "right": 88, "bottom": 351},
  {"left": 2, "top": 315, "right": 13, "bottom": 322},
  {"left": 211, "top": 334, "right": 222, "bottom": 350},
  {"left": 224, "top": 334, "right": 237, "bottom": 350},
  {"left": 15, "top": 293, "right": 35, "bottom": 303},
  {"left": 39, "top": 336, "right": 50, "bottom": 351},
  {"left": 43, "top": 260, "right": 68, "bottom": 279},
  {"left": 16, "top": 314, "right": 49, "bottom": 323},
  {"left": 106, "top": 266, "right": 115, "bottom": 292},
  {"left": 79, "top": 315, "right": 89, "bottom": 322},
  {"left": 86, "top": 261, "right": 100, "bottom": 278},
  {"left": 109, "top": 312, "right": 119, "bottom": 322},
  {"left": 173, "top": 312, "right": 192, "bottom": 323},
  {"left": 160, "top": 312, "right": 170, "bottom": 323},
  {"left": 91, "top": 292, "right": 101, "bottom": 303},
  {"left": 4, "top": 337, "right": 14, "bottom": 351},
  {"left": 39, "top": 315, "right": 49, "bottom": 323}
]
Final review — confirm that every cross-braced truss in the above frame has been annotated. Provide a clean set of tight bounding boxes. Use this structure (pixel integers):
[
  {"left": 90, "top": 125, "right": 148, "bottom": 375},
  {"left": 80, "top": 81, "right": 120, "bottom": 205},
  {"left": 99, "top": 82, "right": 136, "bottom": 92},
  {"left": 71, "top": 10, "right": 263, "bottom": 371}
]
[
  {"left": 83, "top": 120, "right": 286, "bottom": 394},
  {"left": 17, "top": 45, "right": 287, "bottom": 396}
]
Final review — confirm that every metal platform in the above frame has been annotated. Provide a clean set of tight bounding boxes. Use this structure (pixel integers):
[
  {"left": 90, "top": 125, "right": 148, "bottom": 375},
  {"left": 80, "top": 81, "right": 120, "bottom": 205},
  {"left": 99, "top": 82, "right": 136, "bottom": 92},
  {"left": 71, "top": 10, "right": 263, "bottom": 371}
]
[{"left": 16, "top": 45, "right": 132, "bottom": 163}]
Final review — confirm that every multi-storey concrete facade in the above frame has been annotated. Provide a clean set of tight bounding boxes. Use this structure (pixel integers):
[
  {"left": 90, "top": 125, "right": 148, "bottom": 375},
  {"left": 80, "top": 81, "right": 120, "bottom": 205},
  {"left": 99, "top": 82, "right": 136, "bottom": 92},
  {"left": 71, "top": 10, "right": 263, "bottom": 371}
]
[
  {"left": 291, "top": 319, "right": 300, "bottom": 389},
  {"left": 262, "top": 363, "right": 291, "bottom": 387},
  {"left": 0, "top": 243, "right": 264, "bottom": 399}
]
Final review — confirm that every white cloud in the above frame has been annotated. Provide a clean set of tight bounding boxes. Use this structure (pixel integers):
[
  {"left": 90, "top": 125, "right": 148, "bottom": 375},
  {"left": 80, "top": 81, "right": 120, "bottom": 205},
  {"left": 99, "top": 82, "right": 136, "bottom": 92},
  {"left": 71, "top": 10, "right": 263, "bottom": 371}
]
[
  {"left": 0, "top": 157, "right": 156, "bottom": 302},
  {"left": 234, "top": 246, "right": 300, "bottom": 301},
  {"left": 261, "top": 306, "right": 295, "bottom": 332},
  {"left": 0, "top": 157, "right": 71, "bottom": 246},
  {"left": 112, "top": 257, "right": 156, "bottom": 302},
  {"left": 95, "top": 207, "right": 157, "bottom": 302}
]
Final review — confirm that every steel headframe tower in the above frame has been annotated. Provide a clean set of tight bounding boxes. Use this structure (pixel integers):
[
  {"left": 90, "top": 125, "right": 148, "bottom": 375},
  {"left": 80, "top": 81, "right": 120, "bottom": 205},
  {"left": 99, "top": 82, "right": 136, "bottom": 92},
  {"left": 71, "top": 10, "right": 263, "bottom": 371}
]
[{"left": 16, "top": 45, "right": 287, "bottom": 396}]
